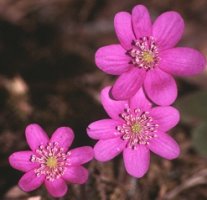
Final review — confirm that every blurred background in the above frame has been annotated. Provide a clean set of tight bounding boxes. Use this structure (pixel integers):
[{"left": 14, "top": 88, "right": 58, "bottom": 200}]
[{"left": 0, "top": 0, "right": 207, "bottom": 199}]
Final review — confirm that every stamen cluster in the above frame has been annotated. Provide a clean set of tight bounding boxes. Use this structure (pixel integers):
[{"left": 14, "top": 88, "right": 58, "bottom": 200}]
[
  {"left": 117, "top": 108, "right": 158, "bottom": 149},
  {"left": 128, "top": 36, "right": 159, "bottom": 70},
  {"left": 31, "top": 142, "right": 71, "bottom": 181}
]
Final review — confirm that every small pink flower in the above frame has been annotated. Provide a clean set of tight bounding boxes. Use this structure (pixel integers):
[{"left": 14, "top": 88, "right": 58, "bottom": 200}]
[
  {"left": 9, "top": 124, "right": 93, "bottom": 198},
  {"left": 95, "top": 5, "right": 206, "bottom": 105},
  {"left": 87, "top": 86, "right": 180, "bottom": 178}
]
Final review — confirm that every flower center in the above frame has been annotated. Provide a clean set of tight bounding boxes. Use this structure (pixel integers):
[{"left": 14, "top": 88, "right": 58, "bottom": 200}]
[
  {"left": 142, "top": 51, "right": 154, "bottom": 64},
  {"left": 31, "top": 142, "right": 71, "bottom": 181},
  {"left": 128, "top": 36, "right": 159, "bottom": 70},
  {"left": 117, "top": 108, "right": 158, "bottom": 149},
  {"left": 131, "top": 123, "right": 142, "bottom": 134},
  {"left": 46, "top": 157, "right": 57, "bottom": 168}
]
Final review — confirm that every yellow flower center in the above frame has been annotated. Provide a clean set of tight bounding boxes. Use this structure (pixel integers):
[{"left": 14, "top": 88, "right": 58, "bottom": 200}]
[
  {"left": 131, "top": 123, "right": 142, "bottom": 134},
  {"left": 46, "top": 157, "right": 57, "bottom": 168},
  {"left": 142, "top": 51, "right": 154, "bottom": 64}
]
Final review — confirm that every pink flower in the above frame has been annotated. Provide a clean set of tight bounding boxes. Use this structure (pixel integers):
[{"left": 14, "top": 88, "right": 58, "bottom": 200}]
[
  {"left": 87, "top": 86, "right": 180, "bottom": 178},
  {"left": 9, "top": 124, "right": 94, "bottom": 198},
  {"left": 95, "top": 5, "right": 206, "bottom": 105}
]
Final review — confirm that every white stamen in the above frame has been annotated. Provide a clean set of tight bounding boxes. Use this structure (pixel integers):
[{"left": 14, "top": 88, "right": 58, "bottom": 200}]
[
  {"left": 31, "top": 142, "right": 70, "bottom": 181},
  {"left": 128, "top": 36, "right": 159, "bottom": 70},
  {"left": 117, "top": 108, "right": 158, "bottom": 149}
]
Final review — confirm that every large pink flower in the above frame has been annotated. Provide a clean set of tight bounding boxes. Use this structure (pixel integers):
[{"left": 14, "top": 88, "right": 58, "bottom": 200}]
[
  {"left": 95, "top": 5, "right": 206, "bottom": 105},
  {"left": 87, "top": 86, "right": 180, "bottom": 178},
  {"left": 9, "top": 124, "right": 93, "bottom": 198}
]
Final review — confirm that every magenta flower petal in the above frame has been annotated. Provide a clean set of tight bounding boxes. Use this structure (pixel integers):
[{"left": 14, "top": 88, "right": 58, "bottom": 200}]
[
  {"left": 25, "top": 124, "right": 49, "bottom": 151},
  {"left": 123, "top": 145, "right": 150, "bottom": 178},
  {"left": 129, "top": 88, "right": 152, "bottom": 111},
  {"left": 153, "top": 11, "right": 184, "bottom": 50},
  {"left": 50, "top": 127, "right": 74, "bottom": 152},
  {"left": 132, "top": 5, "right": 152, "bottom": 38},
  {"left": 87, "top": 119, "right": 121, "bottom": 139},
  {"left": 68, "top": 146, "right": 93, "bottom": 166},
  {"left": 148, "top": 132, "right": 180, "bottom": 159},
  {"left": 114, "top": 12, "right": 135, "bottom": 50},
  {"left": 18, "top": 170, "right": 45, "bottom": 192},
  {"left": 101, "top": 86, "right": 127, "bottom": 120},
  {"left": 45, "top": 178, "right": 68, "bottom": 198},
  {"left": 95, "top": 44, "right": 131, "bottom": 75},
  {"left": 112, "top": 67, "right": 146, "bottom": 100},
  {"left": 9, "top": 151, "right": 38, "bottom": 172},
  {"left": 144, "top": 68, "right": 177, "bottom": 105},
  {"left": 159, "top": 47, "right": 206, "bottom": 76},
  {"left": 63, "top": 166, "right": 88, "bottom": 184},
  {"left": 94, "top": 137, "right": 126, "bottom": 161},
  {"left": 150, "top": 106, "right": 180, "bottom": 132}
]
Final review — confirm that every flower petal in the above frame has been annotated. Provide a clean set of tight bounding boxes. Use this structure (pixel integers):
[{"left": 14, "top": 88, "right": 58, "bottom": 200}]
[
  {"left": 148, "top": 132, "right": 180, "bottom": 159},
  {"left": 45, "top": 178, "right": 68, "bottom": 198},
  {"left": 159, "top": 47, "right": 206, "bottom": 76},
  {"left": 95, "top": 44, "right": 131, "bottom": 75},
  {"left": 153, "top": 11, "right": 184, "bottom": 50},
  {"left": 87, "top": 119, "right": 121, "bottom": 139},
  {"left": 144, "top": 68, "right": 177, "bottom": 106},
  {"left": 94, "top": 137, "right": 126, "bottom": 161},
  {"left": 114, "top": 12, "right": 135, "bottom": 50},
  {"left": 18, "top": 170, "right": 45, "bottom": 192},
  {"left": 50, "top": 127, "right": 74, "bottom": 152},
  {"left": 101, "top": 86, "right": 127, "bottom": 120},
  {"left": 9, "top": 151, "right": 38, "bottom": 172},
  {"left": 68, "top": 146, "right": 93, "bottom": 166},
  {"left": 132, "top": 5, "right": 152, "bottom": 38},
  {"left": 63, "top": 166, "right": 88, "bottom": 184},
  {"left": 123, "top": 145, "right": 150, "bottom": 178},
  {"left": 129, "top": 88, "right": 152, "bottom": 111},
  {"left": 150, "top": 106, "right": 180, "bottom": 132},
  {"left": 112, "top": 67, "right": 146, "bottom": 100},
  {"left": 25, "top": 124, "right": 49, "bottom": 151}
]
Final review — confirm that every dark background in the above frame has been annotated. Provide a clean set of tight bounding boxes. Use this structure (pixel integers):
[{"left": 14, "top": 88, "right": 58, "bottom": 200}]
[{"left": 0, "top": 0, "right": 207, "bottom": 199}]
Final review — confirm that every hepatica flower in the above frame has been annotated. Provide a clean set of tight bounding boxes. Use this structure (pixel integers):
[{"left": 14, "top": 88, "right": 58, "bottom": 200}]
[
  {"left": 9, "top": 124, "right": 93, "bottom": 197},
  {"left": 87, "top": 86, "right": 180, "bottom": 178},
  {"left": 95, "top": 5, "right": 206, "bottom": 105}
]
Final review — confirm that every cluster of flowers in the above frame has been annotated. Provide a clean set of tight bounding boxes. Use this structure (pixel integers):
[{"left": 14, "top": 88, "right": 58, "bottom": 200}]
[{"left": 9, "top": 4, "right": 206, "bottom": 198}]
